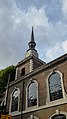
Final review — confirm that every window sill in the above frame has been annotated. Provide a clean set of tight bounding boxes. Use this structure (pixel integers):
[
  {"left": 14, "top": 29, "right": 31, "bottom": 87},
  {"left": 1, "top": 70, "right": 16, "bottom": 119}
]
[
  {"left": 46, "top": 97, "right": 66, "bottom": 105},
  {"left": 9, "top": 111, "right": 20, "bottom": 116},
  {"left": 23, "top": 98, "right": 67, "bottom": 114},
  {"left": 9, "top": 98, "right": 67, "bottom": 116},
  {"left": 26, "top": 105, "right": 38, "bottom": 111}
]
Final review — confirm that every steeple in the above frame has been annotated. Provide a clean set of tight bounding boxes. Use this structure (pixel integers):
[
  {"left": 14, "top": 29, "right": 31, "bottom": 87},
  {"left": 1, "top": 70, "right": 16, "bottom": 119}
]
[
  {"left": 28, "top": 27, "right": 36, "bottom": 50},
  {"left": 25, "top": 27, "right": 38, "bottom": 58}
]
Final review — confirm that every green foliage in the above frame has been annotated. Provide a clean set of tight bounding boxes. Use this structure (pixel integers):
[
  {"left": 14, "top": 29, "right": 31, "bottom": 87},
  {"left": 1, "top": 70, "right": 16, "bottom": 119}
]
[{"left": 0, "top": 65, "right": 16, "bottom": 98}]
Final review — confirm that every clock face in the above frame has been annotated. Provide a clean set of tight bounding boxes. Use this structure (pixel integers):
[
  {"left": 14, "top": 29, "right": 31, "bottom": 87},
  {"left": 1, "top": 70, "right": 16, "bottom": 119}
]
[{"left": 25, "top": 51, "right": 30, "bottom": 57}]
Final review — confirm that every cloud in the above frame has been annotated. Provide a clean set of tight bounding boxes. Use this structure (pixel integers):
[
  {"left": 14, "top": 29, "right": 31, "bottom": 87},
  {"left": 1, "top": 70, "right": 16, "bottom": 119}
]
[
  {"left": 0, "top": 0, "right": 27, "bottom": 68},
  {"left": 62, "top": 0, "right": 67, "bottom": 14},
  {"left": 61, "top": 0, "right": 67, "bottom": 19},
  {"left": 45, "top": 43, "right": 63, "bottom": 62},
  {"left": 0, "top": 0, "right": 49, "bottom": 69},
  {"left": 44, "top": 0, "right": 63, "bottom": 24},
  {"left": 23, "top": 6, "right": 49, "bottom": 28},
  {"left": 0, "top": 0, "right": 67, "bottom": 69},
  {"left": 62, "top": 40, "right": 67, "bottom": 53}
]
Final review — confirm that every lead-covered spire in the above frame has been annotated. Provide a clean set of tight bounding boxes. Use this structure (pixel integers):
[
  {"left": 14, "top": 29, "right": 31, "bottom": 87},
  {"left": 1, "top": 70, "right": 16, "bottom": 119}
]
[
  {"left": 28, "top": 27, "right": 36, "bottom": 50},
  {"left": 25, "top": 27, "right": 38, "bottom": 58}
]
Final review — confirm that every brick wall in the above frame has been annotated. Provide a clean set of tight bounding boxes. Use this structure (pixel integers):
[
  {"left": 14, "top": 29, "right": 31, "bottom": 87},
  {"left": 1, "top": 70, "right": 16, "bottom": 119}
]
[{"left": 7, "top": 59, "right": 67, "bottom": 119}]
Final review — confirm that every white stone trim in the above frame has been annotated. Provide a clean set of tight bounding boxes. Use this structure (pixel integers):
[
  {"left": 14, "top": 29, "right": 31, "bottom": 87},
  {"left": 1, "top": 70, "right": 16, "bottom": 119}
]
[
  {"left": 23, "top": 98, "right": 67, "bottom": 114},
  {"left": 49, "top": 110, "right": 67, "bottom": 119},
  {"left": 15, "top": 67, "right": 18, "bottom": 80},
  {"left": 46, "top": 70, "right": 66, "bottom": 104},
  {"left": 30, "top": 59, "right": 33, "bottom": 72},
  {"left": 9, "top": 88, "right": 20, "bottom": 114},
  {"left": 9, "top": 99, "right": 67, "bottom": 116},
  {"left": 26, "top": 79, "right": 39, "bottom": 109},
  {"left": 9, "top": 111, "right": 21, "bottom": 116},
  {"left": 30, "top": 115, "right": 39, "bottom": 119},
  {"left": 27, "top": 115, "right": 39, "bottom": 119},
  {"left": 30, "top": 115, "right": 34, "bottom": 119}
]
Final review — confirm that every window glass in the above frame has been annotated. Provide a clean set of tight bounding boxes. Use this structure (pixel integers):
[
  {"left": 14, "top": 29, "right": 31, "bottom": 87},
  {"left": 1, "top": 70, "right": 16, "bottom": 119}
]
[
  {"left": 49, "top": 72, "right": 63, "bottom": 101},
  {"left": 28, "top": 81, "right": 37, "bottom": 107},
  {"left": 52, "top": 114, "right": 66, "bottom": 119},
  {"left": 11, "top": 89, "right": 20, "bottom": 112}
]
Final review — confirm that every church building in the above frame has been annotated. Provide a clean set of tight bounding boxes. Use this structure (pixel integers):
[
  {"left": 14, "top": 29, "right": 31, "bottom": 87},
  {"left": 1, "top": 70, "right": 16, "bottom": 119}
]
[{"left": 6, "top": 28, "right": 67, "bottom": 119}]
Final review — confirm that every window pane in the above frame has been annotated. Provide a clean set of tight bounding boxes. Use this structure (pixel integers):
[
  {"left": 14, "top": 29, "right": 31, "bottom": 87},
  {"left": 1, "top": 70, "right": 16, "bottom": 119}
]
[
  {"left": 49, "top": 72, "right": 63, "bottom": 101},
  {"left": 28, "top": 82, "right": 37, "bottom": 107},
  {"left": 52, "top": 114, "right": 66, "bottom": 119},
  {"left": 11, "top": 89, "right": 19, "bottom": 112}
]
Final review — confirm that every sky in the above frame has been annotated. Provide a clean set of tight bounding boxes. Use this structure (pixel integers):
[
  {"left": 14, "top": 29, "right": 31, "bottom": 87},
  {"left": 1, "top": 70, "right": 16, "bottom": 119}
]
[{"left": 0, "top": 0, "right": 67, "bottom": 69}]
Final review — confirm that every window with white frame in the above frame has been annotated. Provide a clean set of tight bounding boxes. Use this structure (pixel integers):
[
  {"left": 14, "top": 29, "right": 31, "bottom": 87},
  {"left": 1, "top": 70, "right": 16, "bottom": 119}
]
[
  {"left": 48, "top": 72, "right": 63, "bottom": 101},
  {"left": 27, "top": 80, "right": 38, "bottom": 107},
  {"left": 51, "top": 114, "right": 66, "bottom": 119},
  {"left": 11, "top": 89, "right": 20, "bottom": 112}
]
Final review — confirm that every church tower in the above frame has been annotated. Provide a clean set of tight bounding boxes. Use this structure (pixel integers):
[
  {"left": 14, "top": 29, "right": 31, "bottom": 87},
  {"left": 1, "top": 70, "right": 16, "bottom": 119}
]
[
  {"left": 25, "top": 27, "right": 38, "bottom": 58},
  {"left": 15, "top": 27, "right": 45, "bottom": 80}
]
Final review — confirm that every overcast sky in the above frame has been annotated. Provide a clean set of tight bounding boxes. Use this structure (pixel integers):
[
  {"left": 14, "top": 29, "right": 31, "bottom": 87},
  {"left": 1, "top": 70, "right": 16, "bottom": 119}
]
[{"left": 0, "top": 0, "right": 67, "bottom": 69}]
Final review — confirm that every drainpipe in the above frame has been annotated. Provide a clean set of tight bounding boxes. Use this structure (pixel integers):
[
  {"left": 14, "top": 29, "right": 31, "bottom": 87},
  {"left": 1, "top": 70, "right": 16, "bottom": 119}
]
[
  {"left": 5, "top": 74, "right": 10, "bottom": 114},
  {"left": 21, "top": 81, "right": 25, "bottom": 119}
]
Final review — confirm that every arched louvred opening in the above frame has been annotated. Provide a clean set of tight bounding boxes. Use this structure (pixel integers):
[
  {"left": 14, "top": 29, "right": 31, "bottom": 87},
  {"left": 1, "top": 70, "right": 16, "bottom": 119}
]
[
  {"left": 48, "top": 72, "right": 63, "bottom": 101},
  {"left": 11, "top": 89, "right": 20, "bottom": 112},
  {"left": 52, "top": 114, "right": 66, "bottom": 119},
  {"left": 27, "top": 81, "right": 38, "bottom": 107},
  {"left": 21, "top": 68, "right": 25, "bottom": 76}
]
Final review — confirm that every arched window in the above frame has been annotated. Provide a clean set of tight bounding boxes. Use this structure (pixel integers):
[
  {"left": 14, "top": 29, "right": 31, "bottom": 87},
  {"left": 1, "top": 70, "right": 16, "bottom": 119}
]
[
  {"left": 21, "top": 68, "right": 25, "bottom": 76},
  {"left": 11, "top": 89, "right": 20, "bottom": 112},
  {"left": 48, "top": 72, "right": 63, "bottom": 101},
  {"left": 27, "top": 80, "right": 38, "bottom": 107},
  {"left": 52, "top": 114, "right": 66, "bottom": 119}
]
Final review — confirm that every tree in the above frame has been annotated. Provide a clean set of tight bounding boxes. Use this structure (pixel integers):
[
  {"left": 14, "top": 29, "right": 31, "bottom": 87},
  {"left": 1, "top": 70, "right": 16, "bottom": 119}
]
[{"left": 0, "top": 65, "right": 16, "bottom": 98}]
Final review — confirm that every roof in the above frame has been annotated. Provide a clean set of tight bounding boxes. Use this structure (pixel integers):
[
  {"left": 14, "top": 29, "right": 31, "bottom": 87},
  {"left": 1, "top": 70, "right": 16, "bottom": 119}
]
[
  {"left": 10, "top": 53, "right": 67, "bottom": 87},
  {"left": 16, "top": 55, "right": 46, "bottom": 67}
]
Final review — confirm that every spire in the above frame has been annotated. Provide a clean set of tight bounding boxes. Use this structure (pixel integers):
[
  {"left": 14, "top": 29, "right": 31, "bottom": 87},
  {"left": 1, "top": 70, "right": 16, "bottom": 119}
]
[
  {"left": 30, "top": 27, "right": 35, "bottom": 42},
  {"left": 28, "top": 27, "right": 36, "bottom": 50},
  {"left": 25, "top": 27, "right": 38, "bottom": 58}
]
